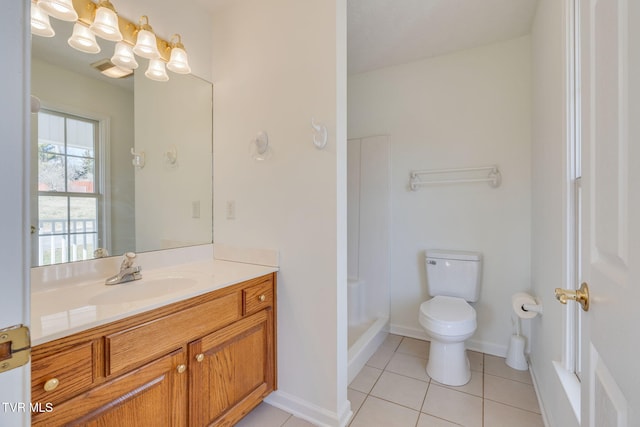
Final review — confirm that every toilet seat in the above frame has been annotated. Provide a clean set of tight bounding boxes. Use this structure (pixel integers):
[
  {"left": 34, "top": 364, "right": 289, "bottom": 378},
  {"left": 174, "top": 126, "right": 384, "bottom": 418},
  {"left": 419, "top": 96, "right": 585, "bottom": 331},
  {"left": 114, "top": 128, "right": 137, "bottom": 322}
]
[{"left": 419, "top": 295, "right": 476, "bottom": 336}]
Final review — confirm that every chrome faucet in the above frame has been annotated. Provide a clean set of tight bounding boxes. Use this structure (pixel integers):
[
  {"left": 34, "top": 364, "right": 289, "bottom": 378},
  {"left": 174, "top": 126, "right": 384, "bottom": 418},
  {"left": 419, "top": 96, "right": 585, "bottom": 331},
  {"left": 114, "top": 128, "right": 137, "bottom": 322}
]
[{"left": 105, "top": 252, "right": 142, "bottom": 285}]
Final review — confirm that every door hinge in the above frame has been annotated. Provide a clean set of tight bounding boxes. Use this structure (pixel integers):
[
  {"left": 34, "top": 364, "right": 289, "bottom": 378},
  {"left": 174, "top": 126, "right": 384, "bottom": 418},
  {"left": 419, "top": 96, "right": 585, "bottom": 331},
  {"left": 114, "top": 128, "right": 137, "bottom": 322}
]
[{"left": 0, "top": 325, "right": 31, "bottom": 374}]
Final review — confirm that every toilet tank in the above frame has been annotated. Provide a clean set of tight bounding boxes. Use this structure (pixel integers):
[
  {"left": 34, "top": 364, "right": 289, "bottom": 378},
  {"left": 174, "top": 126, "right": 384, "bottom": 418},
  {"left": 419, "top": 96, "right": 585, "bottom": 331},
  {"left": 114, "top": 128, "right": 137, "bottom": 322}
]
[{"left": 425, "top": 250, "right": 482, "bottom": 302}]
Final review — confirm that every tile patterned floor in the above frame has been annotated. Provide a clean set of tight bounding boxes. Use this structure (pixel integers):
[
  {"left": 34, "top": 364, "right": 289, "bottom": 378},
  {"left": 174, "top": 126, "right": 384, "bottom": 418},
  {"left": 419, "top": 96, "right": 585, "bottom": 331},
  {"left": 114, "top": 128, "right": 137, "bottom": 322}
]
[
  {"left": 237, "top": 335, "right": 544, "bottom": 427},
  {"left": 234, "top": 402, "right": 316, "bottom": 427}
]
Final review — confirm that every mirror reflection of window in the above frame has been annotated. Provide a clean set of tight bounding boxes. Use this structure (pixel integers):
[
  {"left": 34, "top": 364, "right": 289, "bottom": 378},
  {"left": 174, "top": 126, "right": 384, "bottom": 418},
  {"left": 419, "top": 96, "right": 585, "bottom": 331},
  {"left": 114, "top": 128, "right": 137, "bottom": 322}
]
[
  {"left": 35, "top": 109, "right": 105, "bottom": 266},
  {"left": 31, "top": 22, "right": 213, "bottom": 267}
]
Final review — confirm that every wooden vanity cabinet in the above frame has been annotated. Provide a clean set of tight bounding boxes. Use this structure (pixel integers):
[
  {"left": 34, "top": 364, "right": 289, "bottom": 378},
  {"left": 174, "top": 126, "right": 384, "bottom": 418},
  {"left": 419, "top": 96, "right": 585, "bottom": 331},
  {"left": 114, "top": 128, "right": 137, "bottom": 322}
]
[
  {"left": 32, "top": 349, "right": 188, "bottom": 427},
  {"left": 189, "top": 309, "right": 275, "bottom": 426},
  {"left": 31, "top": 273, "right": 276, "bottom": 427}
]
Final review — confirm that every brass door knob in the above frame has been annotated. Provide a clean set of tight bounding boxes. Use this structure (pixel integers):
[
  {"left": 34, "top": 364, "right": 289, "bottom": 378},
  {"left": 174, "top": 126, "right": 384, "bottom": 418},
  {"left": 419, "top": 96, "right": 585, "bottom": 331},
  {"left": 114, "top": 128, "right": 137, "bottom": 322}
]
[
  {"left": 555, "top": 282, "right": 590, "bottom": 311},
  {"left": 176, "top": 364, "right": 187, "bottom": 374},
  {"left": 44, "top": 378, "right": 60, "bottom": 392},
  {"left": 195, "top": 353, "right": 205, "bottom": 362},
  {"left": 258, "top": 294, "right": 266, "bottom": 302}
]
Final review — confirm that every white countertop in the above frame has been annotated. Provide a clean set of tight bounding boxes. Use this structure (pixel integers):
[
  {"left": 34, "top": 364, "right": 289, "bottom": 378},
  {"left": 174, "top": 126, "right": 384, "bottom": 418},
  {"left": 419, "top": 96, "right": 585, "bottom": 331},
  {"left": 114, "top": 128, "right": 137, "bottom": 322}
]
[{"left": 31, "top": 256, "right": 278, "bottom": 346}]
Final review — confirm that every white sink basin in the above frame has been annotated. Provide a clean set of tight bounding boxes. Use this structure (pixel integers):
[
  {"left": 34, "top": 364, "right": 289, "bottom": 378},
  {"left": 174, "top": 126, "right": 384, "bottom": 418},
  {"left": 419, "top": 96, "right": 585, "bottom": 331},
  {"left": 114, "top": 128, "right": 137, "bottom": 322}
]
[{"left": 88, "top": 276, "right": 199, "bottom": 305}]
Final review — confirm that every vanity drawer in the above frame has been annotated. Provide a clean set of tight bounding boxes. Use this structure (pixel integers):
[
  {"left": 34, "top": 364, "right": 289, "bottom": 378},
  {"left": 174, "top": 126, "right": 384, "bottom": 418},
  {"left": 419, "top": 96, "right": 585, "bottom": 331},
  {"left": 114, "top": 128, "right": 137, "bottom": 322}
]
[
  {"left": 106, "top": 291, "right": 240, "bottom": 377},
  {"left": 32, "top": 341, "right": 95, "bottom": 406},
  {"left": 243, "top": 278, "right": 274, "bottom": 315}
]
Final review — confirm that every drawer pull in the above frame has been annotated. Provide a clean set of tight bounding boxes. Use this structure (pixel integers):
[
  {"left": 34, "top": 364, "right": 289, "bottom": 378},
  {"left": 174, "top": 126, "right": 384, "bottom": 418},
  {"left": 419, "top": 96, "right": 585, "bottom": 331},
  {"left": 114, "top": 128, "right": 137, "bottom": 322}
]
[
  {"left": 43, "top": 378, "right": 60, "bottom": 392},
  {"left": 258, "top": 294, "right": 266, "bottom": 302},
  {"left": 195, "top": 353, "right": 205, "bottom": 363},
  {"left": 176, "top": 364, "right": 187, "bottom": 374}
]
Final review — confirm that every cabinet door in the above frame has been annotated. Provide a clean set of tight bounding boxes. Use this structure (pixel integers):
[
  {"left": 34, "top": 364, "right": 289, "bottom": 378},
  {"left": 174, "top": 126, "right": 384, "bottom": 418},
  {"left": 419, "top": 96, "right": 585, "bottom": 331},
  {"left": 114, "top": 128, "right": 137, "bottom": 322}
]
[
  {"left": 189, "top": 309, "right": 275, "bottom": 426},
  {"left": 32, "top": 350, "right": 187, "bottom": 427}
]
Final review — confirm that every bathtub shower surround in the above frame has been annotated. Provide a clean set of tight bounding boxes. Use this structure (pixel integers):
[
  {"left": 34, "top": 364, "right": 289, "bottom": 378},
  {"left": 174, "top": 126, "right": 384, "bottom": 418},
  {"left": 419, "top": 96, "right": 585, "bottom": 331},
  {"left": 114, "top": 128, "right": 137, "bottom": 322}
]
[{"left": 347, "top": 136, "right": 391, "bottom": 383}]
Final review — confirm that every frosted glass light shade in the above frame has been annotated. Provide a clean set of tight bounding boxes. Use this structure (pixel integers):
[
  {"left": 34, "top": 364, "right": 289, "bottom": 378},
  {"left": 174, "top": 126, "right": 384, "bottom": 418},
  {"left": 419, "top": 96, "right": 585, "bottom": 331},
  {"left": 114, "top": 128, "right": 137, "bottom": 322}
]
[
  {"left": 133, "top": 30, "right": 160, "bottom": 59},
  {"left": 90, "top": 6, "right": 123, "bottom": 41},
  {"left": 111, "top": 42, "right": 139, "bottom": 70},
  {"left": 167, "top": 47, "right": 191, "bottom": 74},
  {"left": 68, "top": 23, "right": 101, "bottom": 54},
  {"left": 37, "top": 0, "right": 78, "bottom": 22},
  {"left": 31, "top": 2, "right": 55, "bottom": 37},
  {"left": 145, "top": 59, "right": 169, "bottom": 82}
]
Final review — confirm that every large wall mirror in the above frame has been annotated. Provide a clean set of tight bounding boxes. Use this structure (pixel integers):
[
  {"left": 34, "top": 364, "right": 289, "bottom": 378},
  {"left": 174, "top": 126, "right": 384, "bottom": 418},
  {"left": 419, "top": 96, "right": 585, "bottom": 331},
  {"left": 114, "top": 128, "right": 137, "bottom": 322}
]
[{"left": 30, "top": 19, "right": 213, "bottom": 267}]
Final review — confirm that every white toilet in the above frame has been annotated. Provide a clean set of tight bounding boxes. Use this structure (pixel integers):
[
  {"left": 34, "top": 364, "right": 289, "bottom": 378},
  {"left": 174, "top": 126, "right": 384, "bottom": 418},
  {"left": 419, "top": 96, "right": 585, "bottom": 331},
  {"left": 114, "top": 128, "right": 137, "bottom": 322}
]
[{"left": 418, "top": 250, "right": 482, "bottom": 386}]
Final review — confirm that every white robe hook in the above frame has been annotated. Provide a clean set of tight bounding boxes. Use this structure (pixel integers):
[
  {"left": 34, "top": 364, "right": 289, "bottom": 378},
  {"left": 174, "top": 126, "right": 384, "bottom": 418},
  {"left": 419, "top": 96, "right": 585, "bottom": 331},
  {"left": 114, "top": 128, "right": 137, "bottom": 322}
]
[{"left": 311, "top": 117, "right": 328, "bottom": 150}]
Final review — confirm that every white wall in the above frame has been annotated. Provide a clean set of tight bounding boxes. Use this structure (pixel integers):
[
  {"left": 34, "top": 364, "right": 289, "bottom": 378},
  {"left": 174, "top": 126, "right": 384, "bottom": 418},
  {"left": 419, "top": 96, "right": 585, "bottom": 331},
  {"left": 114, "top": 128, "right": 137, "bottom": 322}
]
[
  {"left": 529, "top": 0, "right": 579, "bottom": 425},
  {"left": 348, "top": 36, "right": 532, "bottom": 356},
  {"left": 31, "top": 58, "right": 135, "bottom": 256},
  {"left": 211, "top": 0, "right": 349, "bottom": 425}
]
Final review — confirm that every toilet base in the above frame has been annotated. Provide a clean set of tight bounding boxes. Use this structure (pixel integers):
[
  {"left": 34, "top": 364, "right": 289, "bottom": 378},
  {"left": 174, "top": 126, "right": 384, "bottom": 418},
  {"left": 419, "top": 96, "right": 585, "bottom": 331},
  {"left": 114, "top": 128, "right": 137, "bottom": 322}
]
[{"left": 426, "top": 340, "right": 470, "bottom": 386}]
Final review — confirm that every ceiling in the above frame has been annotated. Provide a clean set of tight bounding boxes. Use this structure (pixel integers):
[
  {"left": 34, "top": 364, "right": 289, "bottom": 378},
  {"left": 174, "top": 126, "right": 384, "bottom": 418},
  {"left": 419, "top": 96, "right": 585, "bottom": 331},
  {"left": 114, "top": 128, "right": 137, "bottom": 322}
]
[
  {"left": 347, "top": 0, "right": 539, "bottom": 74},
  {"left": 199, "top": 0, "right": 539, "bottom": 74},
  {"left": 54, "top": 0, "right": 541, "bottom": 81}
]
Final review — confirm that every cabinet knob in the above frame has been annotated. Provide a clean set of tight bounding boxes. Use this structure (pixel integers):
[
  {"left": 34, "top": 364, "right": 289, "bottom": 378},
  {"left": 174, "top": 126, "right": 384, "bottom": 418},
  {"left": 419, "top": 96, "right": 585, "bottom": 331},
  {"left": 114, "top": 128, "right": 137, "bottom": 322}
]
[
  {"left": 195, "top": 353, "right": 205, "bottom": 363},
  {"left": 43, "top": 378, "right": 59, "bottom": 392},
  {"left": 176, "top": 364, "right": 187, "bottom": 374},
  {"left": 258, "top": 294, "right": 266, "bottom": 302}
]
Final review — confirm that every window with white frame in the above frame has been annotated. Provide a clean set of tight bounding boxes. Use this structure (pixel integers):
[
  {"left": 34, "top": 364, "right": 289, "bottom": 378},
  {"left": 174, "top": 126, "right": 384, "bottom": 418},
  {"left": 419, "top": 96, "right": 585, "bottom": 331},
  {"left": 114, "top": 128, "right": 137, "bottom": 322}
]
[{"left": 35, "top": 109, "right": 104, "bottom": 266}]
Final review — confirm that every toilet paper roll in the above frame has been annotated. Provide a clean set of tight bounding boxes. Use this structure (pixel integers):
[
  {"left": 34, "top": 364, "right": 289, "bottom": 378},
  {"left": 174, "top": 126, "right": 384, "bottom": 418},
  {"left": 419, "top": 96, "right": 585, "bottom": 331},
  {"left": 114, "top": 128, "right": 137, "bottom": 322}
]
[{"left": 512, "top": 292, "right": 539, "bottom": 319}]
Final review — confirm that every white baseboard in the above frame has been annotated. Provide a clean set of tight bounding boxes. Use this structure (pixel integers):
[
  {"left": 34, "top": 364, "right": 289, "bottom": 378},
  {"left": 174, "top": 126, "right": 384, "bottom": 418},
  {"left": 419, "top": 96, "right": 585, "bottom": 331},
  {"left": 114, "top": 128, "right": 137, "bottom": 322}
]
[
  {"left": 529, "top": 358, "right": 551, "bottom": 427},
  {"left": 466, "top": 339, "right": 508, "bottom": 358},
  {"left": 265, "top": 390, "right": 352, "bottom": 427},
  {"left": 389, "top": 324, "right": 508, "bottom": 357},
  {"left": 338, "top": 399, "right": 353, "bottom": 427}
]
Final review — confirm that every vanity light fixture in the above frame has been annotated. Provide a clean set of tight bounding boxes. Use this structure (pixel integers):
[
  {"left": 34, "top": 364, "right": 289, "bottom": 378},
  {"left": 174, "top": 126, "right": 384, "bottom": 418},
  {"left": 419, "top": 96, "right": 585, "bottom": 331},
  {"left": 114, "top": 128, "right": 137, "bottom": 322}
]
[
  {"left": 89, "top": 0, "right": 123, "bottom": 42},
  {"left": 68, "top": 23, "right": 101, "bottom": 54},
  {"left": 166, "top": 34, "right": 191, "bottom": 74},
  {"left": 133, "top": 16, "right": 161, "bottom": 59},
  {"left": 145, "top": 58, "right": 169, "bottom": 82},
  {"left": 111, "top": 42, "right": 138, "bottom": 70},
  {"left": 31, "top": 1, "right": 55, "bottom": 38},
  {"left": 31, "top": 0, "right": 193, "bottom": 82},
  {"left": 37, "top": 0, "right": 78, "bottom": 22}
]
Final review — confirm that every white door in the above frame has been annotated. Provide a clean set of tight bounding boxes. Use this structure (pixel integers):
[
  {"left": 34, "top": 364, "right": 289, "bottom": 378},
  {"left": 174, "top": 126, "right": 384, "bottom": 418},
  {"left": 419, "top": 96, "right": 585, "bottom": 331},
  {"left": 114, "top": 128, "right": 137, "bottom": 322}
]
[
  {"left": 579, "top": 0, "right": 640, "bottom": 425},
  {"left": 0, "top": 2, "right": 31, "bottom": 426}
]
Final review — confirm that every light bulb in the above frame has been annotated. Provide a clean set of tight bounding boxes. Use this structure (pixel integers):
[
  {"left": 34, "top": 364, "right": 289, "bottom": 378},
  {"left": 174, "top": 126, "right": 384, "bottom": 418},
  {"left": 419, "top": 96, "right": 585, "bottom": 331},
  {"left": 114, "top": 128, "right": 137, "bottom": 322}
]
[
  {"left": 111, "top": 42, "right": 139, "bottom": 70},
  {"left": 31, "top": 2, "right": 55, "bottom": 37},
  {"left": 90, "top": 3, "right": 123, "bottom": 42},
  {"left": 145, "top": 59, "right": 169, "bottom": 82},
  {"left": 167, "top": 47, "right": 191, "bottom": 74},
  {"left": 37, "top": 0, "right": 78, "bottom": 22},
  {"left": 133, "top": 29, "right": 160, "bottom": 59},
  {"left": 68, "top": 23, "right": 101, "bottom": 54}
]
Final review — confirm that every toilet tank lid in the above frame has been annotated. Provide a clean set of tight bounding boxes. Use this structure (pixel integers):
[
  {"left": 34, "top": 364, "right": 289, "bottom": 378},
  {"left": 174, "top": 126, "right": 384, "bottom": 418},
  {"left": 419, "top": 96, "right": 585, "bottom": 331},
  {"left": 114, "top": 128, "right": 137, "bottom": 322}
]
[{"left": 425, "top": 250, "right": 482, "bottom": 261}]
